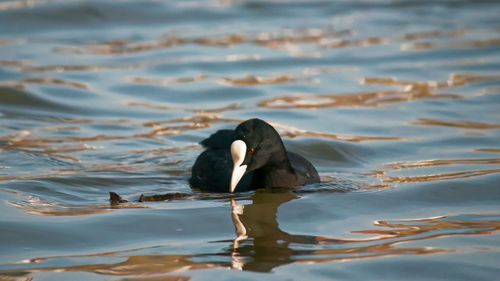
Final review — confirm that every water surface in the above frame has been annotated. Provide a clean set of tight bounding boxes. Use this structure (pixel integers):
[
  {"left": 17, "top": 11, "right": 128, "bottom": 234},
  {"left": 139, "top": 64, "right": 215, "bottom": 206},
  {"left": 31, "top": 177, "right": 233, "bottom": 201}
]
[{"left": 0, "top": 0, "right": 499, "bottom": 280}]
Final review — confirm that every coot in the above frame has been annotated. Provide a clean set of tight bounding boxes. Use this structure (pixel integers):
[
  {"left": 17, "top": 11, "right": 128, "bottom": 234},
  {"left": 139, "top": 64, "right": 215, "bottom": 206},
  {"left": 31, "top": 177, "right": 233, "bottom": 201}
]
[{"left": 190, "top": 119, "right": 320, "bottom": 192}]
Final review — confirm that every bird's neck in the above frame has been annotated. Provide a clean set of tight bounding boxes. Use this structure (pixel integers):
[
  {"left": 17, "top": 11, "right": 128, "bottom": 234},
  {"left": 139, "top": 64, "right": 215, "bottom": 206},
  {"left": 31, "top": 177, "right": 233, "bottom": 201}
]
[{"left": 260, "top": 144, "right": 297, "bottom": 188}]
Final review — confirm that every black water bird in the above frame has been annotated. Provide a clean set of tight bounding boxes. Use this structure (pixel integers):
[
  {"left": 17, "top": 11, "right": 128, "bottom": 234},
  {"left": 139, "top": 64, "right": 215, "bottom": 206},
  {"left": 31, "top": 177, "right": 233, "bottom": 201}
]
[{"left": 190, "top": 118, "right": 320, "bottom": 192}]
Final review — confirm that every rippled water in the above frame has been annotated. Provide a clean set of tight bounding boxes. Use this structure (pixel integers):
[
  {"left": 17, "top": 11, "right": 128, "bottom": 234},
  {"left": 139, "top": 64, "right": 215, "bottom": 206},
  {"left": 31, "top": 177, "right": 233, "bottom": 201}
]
[{"left": 1, "top": 0, "right": 500, "bottom": 280}]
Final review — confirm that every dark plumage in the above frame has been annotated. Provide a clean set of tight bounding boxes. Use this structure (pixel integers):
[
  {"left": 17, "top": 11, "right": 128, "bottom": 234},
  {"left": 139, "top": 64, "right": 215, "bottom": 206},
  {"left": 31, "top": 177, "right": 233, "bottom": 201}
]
[{"left": 189, "top": 118, "right": 320, "bottom": 192}]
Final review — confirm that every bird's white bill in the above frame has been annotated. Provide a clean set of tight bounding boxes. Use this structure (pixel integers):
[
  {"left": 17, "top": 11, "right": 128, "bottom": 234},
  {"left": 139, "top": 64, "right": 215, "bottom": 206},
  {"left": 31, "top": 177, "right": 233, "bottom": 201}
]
[
  {"left": 230, "top": 140, "right": 247, "bottom": 192},
  {"left": 230, "top": 163, "right": 247, "bottom": 193}
]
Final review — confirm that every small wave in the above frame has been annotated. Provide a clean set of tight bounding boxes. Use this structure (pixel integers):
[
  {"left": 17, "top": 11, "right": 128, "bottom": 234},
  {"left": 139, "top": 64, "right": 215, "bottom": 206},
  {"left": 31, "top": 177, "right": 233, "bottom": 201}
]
[{"left": 412, "top": 118, "right": 500, "bottom": 130}]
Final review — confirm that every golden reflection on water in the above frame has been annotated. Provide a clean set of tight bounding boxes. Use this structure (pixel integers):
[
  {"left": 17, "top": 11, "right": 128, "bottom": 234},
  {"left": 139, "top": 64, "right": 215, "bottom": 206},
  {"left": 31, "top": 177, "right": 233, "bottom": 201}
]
[
  {"left": 0, "top": 118, "right": 203, "bottom": 181},
  {"left": 365, "top": 157, "right": 500, "bottom": 188},
  {"left": 19, "top": 77, "right": 89, "bottom": 89},
  {"left": 474, "top": 148, "right": 500, "bottom": 153},
  {"left": 0, "top": 171, "right": 83, "bottom": 183},
  {"left": 384, "top": 158, "right": 500, "bottom": 169},
  {"left": 0, "top": 81, "right": 27, "bottom": 90},
  {"left": 0, "top": 60, "right": 30, "bottom": 67},
  {"left": 269, "top": 121, "right": 402, "bottom": 142},
  {"left": 125, "top": 71, "right": 319, "bottom": 87},
  {"left": 57, "top": 36, "right": 186, "bottom": 54},
  {"left": 383, "top": 168, "right": 500, "bottom": 184},
  {"left": 54, "top": 28, "right": 350, "bottom": 56},
  {"left": 18, "top": 57, "right": 182, "bottom": 73},
  {"left": 397, "top": 30, "right": 467, "bottom": 40},
  {"left": 254, "top": 29, "right": 350, "bottom": 47},
  {"left": 302, "top": 65, "right": 358, "bottom": 75},
  {"left": 413, "top": 118, "right": 500, "bottom": 129},
  {"left": 9, "top": 200, "right": 115, "bottom": 216},
  {"left": 321, "top": 36, "right": 387, "bottom": 48},
  {"left": 195, "top": 33, "right": 245, "bottom": 47},
  {"left": 48, "top": 27, "right": 470, "bottom": 57},
  {"left": 1, "top": 191, "right": 498, "bottom": 278},
  {"left": 126, "top": 74, "right": 207, "bottom": 86},
  {"left": 446, "top": 72, "right": 500, "bottom": 86},
  {"left": 0, "top": 0, "right": 35, "bottom": 10},
  {"left": 418, "top": 58, "right": 485, "bottom": 67},
  {"left": 123, "top": 101, "right": 241, "bottom": 115},
  {"left": 1, "top": 131, "right": 99, "bottom": 163},
  {"left": 402, "top": 37, "right": 500, "bottom": 51},
  {"left": 259, "top": 90, "right": 461, "bottom": 109},
  {"left": 122, "top": 73, "right": 296, "bottom": 87},
  {"left": 320, "top": 29, "right": 466, "bottom": 49},
  {"left": 258, "top": 72, "right": 500, "bottom": 110},
  {"left": 0, "top": 114, "right": 215, "bottom": 164},
  {"left": 218, "top": 74, "right": 300, "bottom": 86}
]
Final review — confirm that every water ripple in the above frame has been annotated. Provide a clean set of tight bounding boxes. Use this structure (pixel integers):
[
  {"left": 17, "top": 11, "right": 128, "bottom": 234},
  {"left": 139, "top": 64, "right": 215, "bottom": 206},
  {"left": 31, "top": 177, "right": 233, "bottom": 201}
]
[{"left": 1, "top": 0, "right": 500, "bottom": 280}]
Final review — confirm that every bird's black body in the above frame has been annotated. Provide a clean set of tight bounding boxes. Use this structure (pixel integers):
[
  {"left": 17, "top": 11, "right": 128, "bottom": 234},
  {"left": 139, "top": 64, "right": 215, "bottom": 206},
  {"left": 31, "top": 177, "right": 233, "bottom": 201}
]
[{"left": 189, "top": 119, "right": 320, "bottom": 192}]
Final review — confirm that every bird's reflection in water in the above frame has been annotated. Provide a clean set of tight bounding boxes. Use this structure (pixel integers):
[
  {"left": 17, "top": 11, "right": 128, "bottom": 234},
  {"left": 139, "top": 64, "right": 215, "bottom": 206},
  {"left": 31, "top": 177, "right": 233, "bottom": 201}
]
[{"left": 229, "top": 191, "right": 325, "bottom": 272}]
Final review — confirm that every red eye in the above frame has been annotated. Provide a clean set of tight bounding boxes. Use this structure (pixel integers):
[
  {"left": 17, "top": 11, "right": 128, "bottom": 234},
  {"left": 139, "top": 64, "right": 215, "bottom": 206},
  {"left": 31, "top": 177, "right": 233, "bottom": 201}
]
[{"left": 249, "top": 148, "right": 255, "bottom": 154}]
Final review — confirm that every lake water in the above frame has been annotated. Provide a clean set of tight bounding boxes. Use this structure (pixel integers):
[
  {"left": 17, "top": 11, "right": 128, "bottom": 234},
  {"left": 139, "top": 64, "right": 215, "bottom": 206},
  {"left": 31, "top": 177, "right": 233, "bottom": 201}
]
[{"left": 1, "top": 0, "right": 499, "bottom": 280}]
